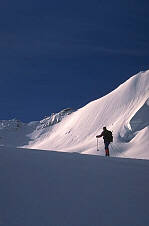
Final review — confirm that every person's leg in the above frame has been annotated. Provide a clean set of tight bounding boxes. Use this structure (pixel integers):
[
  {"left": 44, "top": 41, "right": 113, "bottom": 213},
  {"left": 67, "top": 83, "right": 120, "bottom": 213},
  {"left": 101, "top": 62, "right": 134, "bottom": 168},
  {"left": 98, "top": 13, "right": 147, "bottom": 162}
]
[{"left": 105, "top": 142, "right": 110, "bottom": 156}]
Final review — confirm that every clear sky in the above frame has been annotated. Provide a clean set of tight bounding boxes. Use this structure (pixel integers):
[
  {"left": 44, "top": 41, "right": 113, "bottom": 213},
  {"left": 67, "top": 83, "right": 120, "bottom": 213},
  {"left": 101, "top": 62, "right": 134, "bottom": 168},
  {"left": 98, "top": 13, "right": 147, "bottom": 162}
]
[{"left": 0, "top": 0, "right": 149, "bottom": 122}]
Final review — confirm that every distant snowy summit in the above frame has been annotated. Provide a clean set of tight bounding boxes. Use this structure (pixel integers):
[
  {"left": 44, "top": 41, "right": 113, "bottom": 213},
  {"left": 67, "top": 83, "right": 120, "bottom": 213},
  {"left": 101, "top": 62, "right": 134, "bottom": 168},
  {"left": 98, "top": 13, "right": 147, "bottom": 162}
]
[{"left": 0, "top": 71, "right": 149, "bottom": 160}]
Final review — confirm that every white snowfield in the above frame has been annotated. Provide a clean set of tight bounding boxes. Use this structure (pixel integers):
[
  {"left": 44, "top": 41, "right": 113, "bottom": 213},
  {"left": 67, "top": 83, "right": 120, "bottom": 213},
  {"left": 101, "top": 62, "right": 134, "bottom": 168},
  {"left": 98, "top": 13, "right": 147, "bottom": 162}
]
[
  {"left": 0, "top": 146, "right": 149, "bottom": 226},
  {"left": 0, "top": 71, "right": 149, "bottom": 226},
  {"left": 0, "top": 70, "right": 149, "bottom": 159}
]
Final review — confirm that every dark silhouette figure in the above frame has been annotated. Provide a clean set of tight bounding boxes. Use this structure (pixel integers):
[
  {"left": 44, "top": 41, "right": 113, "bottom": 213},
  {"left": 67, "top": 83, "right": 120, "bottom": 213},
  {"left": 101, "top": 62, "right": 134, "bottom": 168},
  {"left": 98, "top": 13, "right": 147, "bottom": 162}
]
[{"left": 96, "top": 127, "right": 113, "bottom": 156}]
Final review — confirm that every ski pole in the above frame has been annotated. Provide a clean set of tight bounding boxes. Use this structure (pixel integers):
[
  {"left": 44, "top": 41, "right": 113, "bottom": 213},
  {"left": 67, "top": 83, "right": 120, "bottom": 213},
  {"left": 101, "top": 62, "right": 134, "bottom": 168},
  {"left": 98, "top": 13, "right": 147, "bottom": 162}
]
[{"left": 97, "top": 138, "right": 99, "bottom": 151}]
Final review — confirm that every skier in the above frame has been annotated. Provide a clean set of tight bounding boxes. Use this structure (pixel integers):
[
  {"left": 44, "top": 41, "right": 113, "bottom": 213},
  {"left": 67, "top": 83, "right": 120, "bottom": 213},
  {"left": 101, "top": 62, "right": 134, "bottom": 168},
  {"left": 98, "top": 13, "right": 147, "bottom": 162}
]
[{"left": 96, "top": 127, "right": 113, "bottom": 156}]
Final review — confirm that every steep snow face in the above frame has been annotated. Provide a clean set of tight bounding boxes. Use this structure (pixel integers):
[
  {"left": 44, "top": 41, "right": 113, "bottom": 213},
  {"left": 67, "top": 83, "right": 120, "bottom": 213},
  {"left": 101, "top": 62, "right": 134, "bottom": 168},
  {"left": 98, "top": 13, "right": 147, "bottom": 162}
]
[
  {"left": 25, "top": 70, "right": 149, "bottom": 159},
  {"left": 0, "top": 71, "right": 149, "bottom": 159},
  {"left": 130, "top": 98, "right": 149, "bottom": 132}
]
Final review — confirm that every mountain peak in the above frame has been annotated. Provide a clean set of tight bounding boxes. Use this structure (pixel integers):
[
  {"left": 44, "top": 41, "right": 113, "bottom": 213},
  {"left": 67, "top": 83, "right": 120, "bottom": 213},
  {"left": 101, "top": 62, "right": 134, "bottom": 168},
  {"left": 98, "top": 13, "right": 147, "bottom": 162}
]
[{"left": 0, "top": 70, "right": 149, "bottom": 160}]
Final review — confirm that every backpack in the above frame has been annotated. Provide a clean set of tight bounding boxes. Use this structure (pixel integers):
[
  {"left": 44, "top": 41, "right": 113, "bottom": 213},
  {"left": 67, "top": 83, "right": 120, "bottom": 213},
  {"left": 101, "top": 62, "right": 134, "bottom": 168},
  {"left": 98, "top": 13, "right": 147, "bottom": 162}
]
[{"left": 104, "top": 130, "right": 113, "bottom": 142}]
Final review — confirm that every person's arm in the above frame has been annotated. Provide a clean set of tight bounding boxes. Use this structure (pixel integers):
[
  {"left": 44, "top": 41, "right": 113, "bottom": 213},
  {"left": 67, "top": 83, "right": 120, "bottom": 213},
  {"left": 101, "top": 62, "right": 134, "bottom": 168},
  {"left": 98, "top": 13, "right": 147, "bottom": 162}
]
[{"left": 96, "top": 131, "right": 104, "bottom": 138}]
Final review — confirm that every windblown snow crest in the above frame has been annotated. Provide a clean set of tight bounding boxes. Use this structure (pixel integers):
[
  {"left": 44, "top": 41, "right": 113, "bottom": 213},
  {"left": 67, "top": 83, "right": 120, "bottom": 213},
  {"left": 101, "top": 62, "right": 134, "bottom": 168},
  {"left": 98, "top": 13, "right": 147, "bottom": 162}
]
[{"left": 0, "top": 71, "right": 149, "bottom": 159}]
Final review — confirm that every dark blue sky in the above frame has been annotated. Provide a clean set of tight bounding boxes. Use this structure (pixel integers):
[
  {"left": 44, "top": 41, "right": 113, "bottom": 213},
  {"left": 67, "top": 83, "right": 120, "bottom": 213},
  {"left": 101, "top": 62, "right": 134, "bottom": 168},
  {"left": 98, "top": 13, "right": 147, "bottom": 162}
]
[{"left": 0, "top": 0, "right": 149, "bottom": 122}]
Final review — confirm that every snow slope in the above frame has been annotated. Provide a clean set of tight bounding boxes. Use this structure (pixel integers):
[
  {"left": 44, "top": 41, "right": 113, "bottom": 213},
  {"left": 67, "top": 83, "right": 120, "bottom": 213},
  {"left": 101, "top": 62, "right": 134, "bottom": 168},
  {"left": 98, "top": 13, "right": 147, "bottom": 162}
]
[
  {"left": 0, "top": 70, "right": 149, "bottom": 159},
  {"left": 0, "top": 146, "right": 149, "bottom": 226}
]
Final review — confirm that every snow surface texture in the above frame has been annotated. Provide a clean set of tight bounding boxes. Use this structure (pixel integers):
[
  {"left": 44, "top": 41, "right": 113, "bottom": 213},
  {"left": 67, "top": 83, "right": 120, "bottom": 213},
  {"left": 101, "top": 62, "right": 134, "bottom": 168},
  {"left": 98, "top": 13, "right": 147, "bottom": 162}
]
[
  {"left": 0, "top": 146, "right": 149, "bottom": 226},
  {"left": 0, "top": 71, "right": 149, "bottom": 159}
]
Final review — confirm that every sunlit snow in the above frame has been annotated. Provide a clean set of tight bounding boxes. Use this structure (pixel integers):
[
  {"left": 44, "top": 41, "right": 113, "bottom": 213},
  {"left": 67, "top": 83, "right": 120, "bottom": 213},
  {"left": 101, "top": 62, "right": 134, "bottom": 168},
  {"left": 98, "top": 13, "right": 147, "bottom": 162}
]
[{"left": 0, "top": 70, "right": 149, "bottom": 159}]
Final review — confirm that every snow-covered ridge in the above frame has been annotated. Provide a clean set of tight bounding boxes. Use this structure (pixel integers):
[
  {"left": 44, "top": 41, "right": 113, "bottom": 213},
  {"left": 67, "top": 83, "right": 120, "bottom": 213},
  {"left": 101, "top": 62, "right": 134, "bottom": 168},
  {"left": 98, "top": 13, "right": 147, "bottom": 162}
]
[
  {"left": 0, "top": 108, "right": 74, "bottom": 131},
  {"left": 39, "top": 108, "right": 74, "bottom": 129},
  {"left": 0, "top": 70, "right": 149, "bottom": 160},
  {"left": 0, "top": 119, "right": 24, "bottom": 130},
  {"left": 0, "top": 108, "right": 74, "bottom": 147}
]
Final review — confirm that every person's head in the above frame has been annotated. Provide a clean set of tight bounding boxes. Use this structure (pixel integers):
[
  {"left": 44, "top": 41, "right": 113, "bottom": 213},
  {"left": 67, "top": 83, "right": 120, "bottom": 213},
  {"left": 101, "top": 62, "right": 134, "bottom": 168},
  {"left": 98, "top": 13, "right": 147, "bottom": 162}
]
[{"left": 103, "top": 126, "right": 107, "bottom": 131}]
